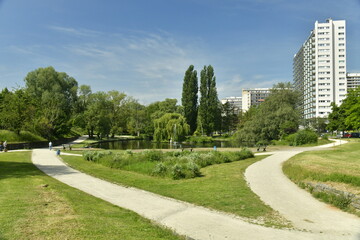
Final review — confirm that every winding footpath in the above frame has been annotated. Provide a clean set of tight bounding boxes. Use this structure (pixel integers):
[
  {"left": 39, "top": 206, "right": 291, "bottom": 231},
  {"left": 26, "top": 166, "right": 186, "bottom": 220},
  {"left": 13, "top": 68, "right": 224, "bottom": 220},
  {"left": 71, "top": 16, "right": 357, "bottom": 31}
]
[{"left": 31, "top": 139, "right": 360, "bottom": 240}]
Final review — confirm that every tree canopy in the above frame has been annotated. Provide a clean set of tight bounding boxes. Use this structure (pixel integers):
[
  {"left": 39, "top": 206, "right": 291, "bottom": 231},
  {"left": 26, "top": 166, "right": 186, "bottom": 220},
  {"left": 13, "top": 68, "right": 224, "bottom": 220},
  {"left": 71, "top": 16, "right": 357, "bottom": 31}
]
[
  {"left": 235, "top": 82, "right": 300, "bottom": 144},
  {"left": 197, "top": 65, "right": 221, "bottom": 136},
  {"left": 181, "top": 65, "right": 198, "bottom": 134},
  {"left": 327, "top": 86, "right": 360, "bottom": 132}
]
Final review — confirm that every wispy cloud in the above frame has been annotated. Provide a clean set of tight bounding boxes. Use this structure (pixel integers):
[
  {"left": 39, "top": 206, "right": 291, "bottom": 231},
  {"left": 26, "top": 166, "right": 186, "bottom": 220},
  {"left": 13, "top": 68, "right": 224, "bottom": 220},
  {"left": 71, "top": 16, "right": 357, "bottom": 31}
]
[
  {"left": 48, "top": 25, "right": 101, "bottom": 37},
  {"left": 38, "top": 27, "right": 207, "bottom": 103}
]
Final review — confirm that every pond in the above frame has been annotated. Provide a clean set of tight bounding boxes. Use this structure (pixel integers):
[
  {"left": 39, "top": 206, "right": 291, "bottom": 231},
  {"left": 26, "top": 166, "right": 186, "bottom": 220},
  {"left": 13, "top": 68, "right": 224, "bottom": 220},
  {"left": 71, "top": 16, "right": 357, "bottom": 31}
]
[{"left": 90, "top": 139, "right": 249, "bottom": 150}]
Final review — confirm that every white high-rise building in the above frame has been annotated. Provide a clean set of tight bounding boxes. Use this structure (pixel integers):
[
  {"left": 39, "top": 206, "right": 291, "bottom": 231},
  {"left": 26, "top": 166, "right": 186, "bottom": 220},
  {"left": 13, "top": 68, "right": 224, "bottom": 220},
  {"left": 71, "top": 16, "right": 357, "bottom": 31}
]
[
  {"left": 241, "top": 88, "right": 271, "bottom": 112},
  {"left": 293, "top": 19, "right": 347, "bottom": 119},
  {"left": 347, "top": 73, "right": 360, "bottom": 89},
  {"left": 221, "top": 96, "right": 242, "bottom": 114}
]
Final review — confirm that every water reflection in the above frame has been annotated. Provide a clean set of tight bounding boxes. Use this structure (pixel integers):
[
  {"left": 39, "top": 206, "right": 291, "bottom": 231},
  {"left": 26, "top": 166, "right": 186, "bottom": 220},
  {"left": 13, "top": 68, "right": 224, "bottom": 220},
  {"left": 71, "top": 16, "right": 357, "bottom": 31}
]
[{"left": 91, "top": 140, "right": 247, "bottom": 150}]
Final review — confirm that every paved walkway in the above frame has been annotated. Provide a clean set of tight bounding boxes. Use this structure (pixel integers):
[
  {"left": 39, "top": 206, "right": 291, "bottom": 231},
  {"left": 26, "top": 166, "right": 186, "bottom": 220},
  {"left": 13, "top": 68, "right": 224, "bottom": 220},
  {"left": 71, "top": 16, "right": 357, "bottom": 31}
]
[
  {"left": 245, "top": 140, "right": 360, "bottom": 239},
  {"left": 31, "top": 139, "right": 360, "bottom": 240}
]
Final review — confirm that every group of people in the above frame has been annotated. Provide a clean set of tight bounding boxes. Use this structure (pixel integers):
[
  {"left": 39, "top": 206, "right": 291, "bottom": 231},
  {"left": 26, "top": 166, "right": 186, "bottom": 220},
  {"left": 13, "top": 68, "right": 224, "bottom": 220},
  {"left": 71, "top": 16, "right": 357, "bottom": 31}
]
[{"left": 0, "top": 140, "right": 8, "bottom": 152}]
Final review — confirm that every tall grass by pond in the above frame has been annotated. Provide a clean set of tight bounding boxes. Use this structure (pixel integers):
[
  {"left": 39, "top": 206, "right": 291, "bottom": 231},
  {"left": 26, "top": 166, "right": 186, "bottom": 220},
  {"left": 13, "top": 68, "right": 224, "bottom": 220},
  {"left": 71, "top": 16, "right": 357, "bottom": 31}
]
[{"left": 83, "top": 149, "right": 254, "bottom": 179}]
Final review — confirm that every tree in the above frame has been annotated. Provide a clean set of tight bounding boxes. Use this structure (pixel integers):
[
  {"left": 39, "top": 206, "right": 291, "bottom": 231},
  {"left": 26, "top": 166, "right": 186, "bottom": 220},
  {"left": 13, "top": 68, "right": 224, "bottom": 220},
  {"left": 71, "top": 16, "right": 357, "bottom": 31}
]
[
  {"left": 24, "top": 66, "right": 78, "bottom": 139},
  {"left": 235, "top": 82, "right": 300, "bottom": 144},
  {"left": 221, "top": 101, "right": 238, "bottom": 133},
  {"left": 143, "top": 98, "right": 182, "bottom": 137},
  {"left": 153, "top": 113, "right": 190, "bottom": 142},
  {"left": 83, "top": 92, "right": 111, "bottom": 139},
  {"left": 343, "top": 87, "right": 360, "bottom": 130},
  {"left": 181, "top": 65, "right": 198, "bottom": 134},
  {"left": 126, "top": 99, "right": 147, "bottom": 136},
  {"left": 107, "top": 90, "right": 127, "bottom": 137},
  {"left": 197, "top": 65, "right": 221, "bottom": 135},
  {"left": 0, "top": 89, "right": 31, "bottom": 134},
  {"left": 327, "top": 86, "right": 360, "bottom": 132}
]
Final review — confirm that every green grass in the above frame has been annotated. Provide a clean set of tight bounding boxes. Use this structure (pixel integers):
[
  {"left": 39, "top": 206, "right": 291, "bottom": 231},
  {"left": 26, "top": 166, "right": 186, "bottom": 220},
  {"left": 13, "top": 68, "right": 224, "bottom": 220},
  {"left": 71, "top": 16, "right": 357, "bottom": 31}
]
[
  {"left": 283, "top": 139, "right": 360, "bottom": 213},
  {"left": 0, "top": 151, "right": 184, "bottom": 240},
  {"left": 0, "top": 130, "right": 46, "bottom": 143},
  {"left": 82, "top": 149, "right": 254, "bottom": 180},
  {"left": 61, "top": 153, "right": 291, "bottom": 228},
  {"left": 272, "top": 138, "right": 332, "bottom": 147}
]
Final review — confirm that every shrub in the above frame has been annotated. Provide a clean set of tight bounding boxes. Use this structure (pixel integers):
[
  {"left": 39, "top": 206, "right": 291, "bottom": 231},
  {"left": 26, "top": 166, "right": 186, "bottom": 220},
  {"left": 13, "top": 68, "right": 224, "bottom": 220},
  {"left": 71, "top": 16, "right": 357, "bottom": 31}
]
[
  {"left": 321, "top": 134, "right": 329, "bottom": 141},
  {"left": 286, "top": 129, "right": 318, "bottom": 146},
  {"left": 171, "top": 164, "right": 185, "bottom": 180},
  {"left": 143, "top": 150, "right": 163, "bottom": 162},
  {"left": 152, "top": 162, "right": 168, "bottom": 177},
  {"left": 186, "top": 161, "right": 201, "bottom": 178},
  {"left": 313, "top": 192, "right": 352, "bottom": 210},
  {"left": 234, "top": 148, "right": 254, "bottom": 160}
]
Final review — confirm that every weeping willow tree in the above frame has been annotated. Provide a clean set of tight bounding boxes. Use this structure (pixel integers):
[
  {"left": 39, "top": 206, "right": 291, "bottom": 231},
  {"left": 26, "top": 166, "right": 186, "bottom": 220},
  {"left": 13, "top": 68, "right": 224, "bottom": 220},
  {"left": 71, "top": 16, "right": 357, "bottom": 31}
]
[{"left": 153, "top": 113, "right": 190, "bottom": 142}]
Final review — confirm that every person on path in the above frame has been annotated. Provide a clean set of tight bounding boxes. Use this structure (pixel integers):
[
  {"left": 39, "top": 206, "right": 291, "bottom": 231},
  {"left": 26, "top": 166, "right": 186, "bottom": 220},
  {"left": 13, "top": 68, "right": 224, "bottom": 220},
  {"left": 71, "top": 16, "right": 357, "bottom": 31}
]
[
  {"left": 49, "top": 141, "right": 52, "bottom": 150},
  {"left": 3, "top": 141, "right": 7, "bottom": 152}
]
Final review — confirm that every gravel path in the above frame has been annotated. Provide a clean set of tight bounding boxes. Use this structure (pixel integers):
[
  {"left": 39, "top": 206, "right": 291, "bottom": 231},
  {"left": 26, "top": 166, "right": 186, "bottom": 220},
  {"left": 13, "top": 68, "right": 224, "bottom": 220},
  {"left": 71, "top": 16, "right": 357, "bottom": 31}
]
[{"left": 31, "top": 139, "right": 360, "bottom": 240}]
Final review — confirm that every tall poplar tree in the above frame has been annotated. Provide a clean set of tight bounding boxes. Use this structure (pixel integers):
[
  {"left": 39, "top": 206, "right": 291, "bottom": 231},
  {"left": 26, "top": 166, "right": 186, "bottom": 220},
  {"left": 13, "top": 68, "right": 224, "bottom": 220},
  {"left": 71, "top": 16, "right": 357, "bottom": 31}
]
[
  {"left": 181, "top": 65, "right": 198, "bottom": 134},
  {"left": 197, "top": 65, "right": 221, "bottom": 135}
]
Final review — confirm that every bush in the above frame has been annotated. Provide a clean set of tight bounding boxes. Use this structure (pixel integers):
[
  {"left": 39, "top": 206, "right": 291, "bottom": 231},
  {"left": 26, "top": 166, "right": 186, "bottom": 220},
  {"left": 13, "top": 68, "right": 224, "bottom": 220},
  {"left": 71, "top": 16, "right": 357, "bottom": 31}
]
[
  {"left": 171, "top": 164, "right": 185, "bottom": 180},
  {"left": 286, "top": 129, "right": 318, "bottom": 146},
  {"left": 143, "top": 150, "right": 163, "bottom": 162},
  {"left": 186, "top": 161, "right": 201, "bottom": 178},
  {"left": 83, "top": 151, "right": 112, "bottom": 162},
  {"left": 152, "top": 162, "right": 168, "bottom": 177},
  {"left": 234, "top": 148, "right": 254, "bottom": 160}
]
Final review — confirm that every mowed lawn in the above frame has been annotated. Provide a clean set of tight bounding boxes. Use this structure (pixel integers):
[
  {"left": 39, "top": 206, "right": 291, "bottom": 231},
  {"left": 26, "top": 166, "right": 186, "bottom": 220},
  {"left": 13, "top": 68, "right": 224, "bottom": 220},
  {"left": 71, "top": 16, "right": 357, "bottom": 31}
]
[
  {"left": 0, "top": 151, "right": 184, "bottom": 240},
  {"left": 62, "top": 153, "right": 291, "bottom": 228},
  {"left": 283, "top": 139, "right": 360, "bottom": 212}
]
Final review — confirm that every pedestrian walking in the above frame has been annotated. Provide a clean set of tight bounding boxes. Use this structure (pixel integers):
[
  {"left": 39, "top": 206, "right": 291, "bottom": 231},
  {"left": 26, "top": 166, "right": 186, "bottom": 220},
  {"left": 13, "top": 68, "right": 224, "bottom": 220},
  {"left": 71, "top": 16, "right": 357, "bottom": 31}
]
[
  {"left": 3, "top": 141, "right": 7, "bottom": 152},
  {"left": 49, "top": 141, "right": 52, "bottom": 150}
]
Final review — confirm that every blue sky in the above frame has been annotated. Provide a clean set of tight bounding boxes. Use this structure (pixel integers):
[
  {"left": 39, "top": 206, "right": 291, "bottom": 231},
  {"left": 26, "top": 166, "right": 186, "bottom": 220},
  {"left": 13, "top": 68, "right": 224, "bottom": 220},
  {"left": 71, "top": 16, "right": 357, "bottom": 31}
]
[{"left": 0, "top": 0, "right": 359, "bottom": 104}]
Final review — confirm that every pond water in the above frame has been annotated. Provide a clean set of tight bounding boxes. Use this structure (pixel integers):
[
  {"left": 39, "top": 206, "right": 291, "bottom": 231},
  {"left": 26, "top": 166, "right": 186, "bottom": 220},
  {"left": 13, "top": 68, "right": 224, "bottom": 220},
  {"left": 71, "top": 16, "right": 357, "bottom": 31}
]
[{"left": 90, "top": 139, "right": 249, "bottom": 150}]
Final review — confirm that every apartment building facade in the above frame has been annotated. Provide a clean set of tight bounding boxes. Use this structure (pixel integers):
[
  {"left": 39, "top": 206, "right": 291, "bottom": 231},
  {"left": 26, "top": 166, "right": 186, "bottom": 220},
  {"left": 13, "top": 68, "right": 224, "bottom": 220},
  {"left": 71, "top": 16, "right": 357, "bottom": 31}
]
[
  {"left": 347, "top": 73, "right": 360, "bottom": 89},
  {"left": 293, "top": 19, "right": 347, "bottom": 119},
  {"left": 221, "top": 96, "right": 242, "bottom": 115},
  {"left": 241, "top": 88, "right": 271, "bottom": 112}
]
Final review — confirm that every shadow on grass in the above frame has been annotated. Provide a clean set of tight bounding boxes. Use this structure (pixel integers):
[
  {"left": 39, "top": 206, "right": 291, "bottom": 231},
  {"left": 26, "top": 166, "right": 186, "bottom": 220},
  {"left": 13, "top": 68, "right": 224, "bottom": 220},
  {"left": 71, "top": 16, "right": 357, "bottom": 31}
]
[{"left": 0, "top": 161, "right": 44, "bottom": 179}]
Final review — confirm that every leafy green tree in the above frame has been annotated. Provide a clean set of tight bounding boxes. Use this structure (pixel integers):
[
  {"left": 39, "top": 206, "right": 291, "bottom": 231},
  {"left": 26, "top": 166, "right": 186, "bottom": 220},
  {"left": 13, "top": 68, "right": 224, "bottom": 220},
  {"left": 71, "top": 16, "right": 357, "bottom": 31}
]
[
  {"left": 24, "top": 66, "right": 78, "bottom": 139},
  {"left": 0, "top": 89, "right": 32, "bottom": 134},
  {"left": 153, "top": 113, "right": 190, "bottom": 142},
  {"left": 221, "top": 101, "right": 239, "bottom": 133},
  {"left": 327, "top": 87, "right": 360, "bottom": 133},
  {"left": 126, "top": 100, "right": 147, "bottom": 136},
  {"left": 144, "top": 98, "right": 182, "bottom": 137},
  {"left": 83, "top": 92, "right": 111, "bottom": 138},
  {"left": 235, "top": 82, "right": 300, "bottom": 144},
  {"left": 197, "top": 65, "right": 221, "bottom": 135},
  {"left": 107, "top": 90, "right": 127, "bottom": 137},
  {"left": 181, "top": 65, "right": 198, "bottom": 134},
  {"left": 343, "top": 87, "right": 360, "bottom": 130}
]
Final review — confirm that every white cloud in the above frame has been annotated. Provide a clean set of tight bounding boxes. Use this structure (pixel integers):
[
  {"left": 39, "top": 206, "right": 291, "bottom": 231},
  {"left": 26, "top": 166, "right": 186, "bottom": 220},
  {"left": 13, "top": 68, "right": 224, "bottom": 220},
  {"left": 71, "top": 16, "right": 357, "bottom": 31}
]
[
  {"left": 39, "top": 27, "right": 207, "bottom": 103},
  {"left": 48, "top": 26, "right": 101, "bottom": 37}
]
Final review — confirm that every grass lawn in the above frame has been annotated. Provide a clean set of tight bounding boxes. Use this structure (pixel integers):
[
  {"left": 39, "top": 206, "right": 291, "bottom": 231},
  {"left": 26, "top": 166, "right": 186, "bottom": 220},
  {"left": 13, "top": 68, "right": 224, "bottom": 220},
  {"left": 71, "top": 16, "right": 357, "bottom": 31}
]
[
  {"left": 0, "top": 151, "right": 184, "bottom": 240},
  {"left": 283, "top": 139, "right": 360, "bottom": 214},
  {"left": 61, "top": 153, "right": 291, "bottom": 228}
]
